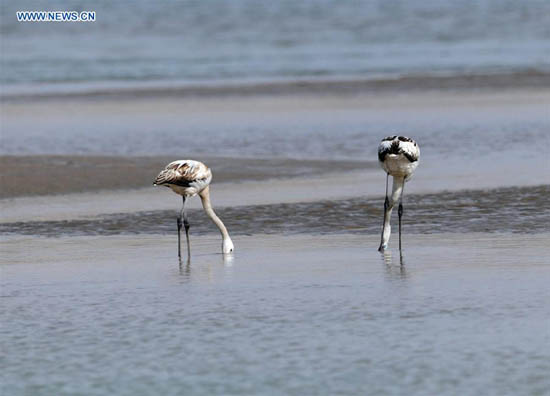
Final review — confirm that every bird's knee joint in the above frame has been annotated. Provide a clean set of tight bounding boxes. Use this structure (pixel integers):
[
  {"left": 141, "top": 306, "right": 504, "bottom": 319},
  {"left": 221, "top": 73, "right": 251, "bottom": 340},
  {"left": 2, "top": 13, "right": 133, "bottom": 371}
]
[
  {"left": 398, "top": 204, "right": 403, "bottom": 216},
  {"left": 184, "top": 220, "right": 190, "bottom": 230}
]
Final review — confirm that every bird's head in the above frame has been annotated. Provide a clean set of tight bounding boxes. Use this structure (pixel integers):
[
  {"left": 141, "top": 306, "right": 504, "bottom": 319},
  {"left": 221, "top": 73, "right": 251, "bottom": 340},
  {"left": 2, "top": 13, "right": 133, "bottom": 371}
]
[{"left": 222, "top": 238, "right": 234, "bottom": 254}]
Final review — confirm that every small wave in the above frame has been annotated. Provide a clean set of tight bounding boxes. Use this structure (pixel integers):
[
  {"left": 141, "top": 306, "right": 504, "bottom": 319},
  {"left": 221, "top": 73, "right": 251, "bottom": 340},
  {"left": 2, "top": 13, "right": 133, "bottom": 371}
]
[{"left": 2, "top": 70, "right": 550, "bottom": 102}]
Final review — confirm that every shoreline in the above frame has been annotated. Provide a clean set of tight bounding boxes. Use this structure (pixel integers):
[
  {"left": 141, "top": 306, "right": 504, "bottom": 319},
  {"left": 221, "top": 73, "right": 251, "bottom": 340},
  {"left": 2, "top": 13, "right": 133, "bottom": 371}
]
[
  {"left": 2, "top": 185, "right": 548, "bottom": 237},
  {"left": 1, "top": 167, "right": 547, "bottom": 224}
]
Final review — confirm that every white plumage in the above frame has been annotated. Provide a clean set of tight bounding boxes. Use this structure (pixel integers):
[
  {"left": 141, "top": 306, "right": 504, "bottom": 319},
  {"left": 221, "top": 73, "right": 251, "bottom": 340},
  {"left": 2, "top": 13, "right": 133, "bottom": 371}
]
[
  {"left": 378, "top": 137, "right": 420, "bottom": 180},
  {"left": 377, "top": 136, "right": 420, "bottom": 252},
  {"left": 154, "top": 159, "right": 234, "bottom": 256}
]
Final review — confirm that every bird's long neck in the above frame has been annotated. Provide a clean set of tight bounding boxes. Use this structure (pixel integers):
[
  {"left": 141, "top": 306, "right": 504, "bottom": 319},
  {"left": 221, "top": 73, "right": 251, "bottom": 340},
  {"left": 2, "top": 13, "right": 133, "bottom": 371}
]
[
  {"left": 380, "top": 176, "right": 405, "bottom": 249},
  {"left": 199, "top": 186, "right": 230, "bottom": 241},
  {"left": 390, "top": 176, "right": 405, "bottom": 206}
]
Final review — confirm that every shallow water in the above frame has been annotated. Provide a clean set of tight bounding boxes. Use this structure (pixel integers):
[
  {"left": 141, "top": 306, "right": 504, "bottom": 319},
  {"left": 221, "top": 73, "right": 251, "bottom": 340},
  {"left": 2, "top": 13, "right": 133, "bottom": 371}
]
[
  {"left": 2, "top": 91, "right": 549, "bottom": 161},
  {"left": 1, "top": 233, "right": 549, "bottom": 396},
  {"left": 3, "top": 185, "right": 548, "bottom": 238}
]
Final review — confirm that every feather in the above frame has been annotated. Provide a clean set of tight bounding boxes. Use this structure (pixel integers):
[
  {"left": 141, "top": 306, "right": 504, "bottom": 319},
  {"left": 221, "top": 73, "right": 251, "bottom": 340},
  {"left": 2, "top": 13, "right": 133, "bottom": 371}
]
[{"left": 154, "top": 160, "right": 210, "bottom": 186}]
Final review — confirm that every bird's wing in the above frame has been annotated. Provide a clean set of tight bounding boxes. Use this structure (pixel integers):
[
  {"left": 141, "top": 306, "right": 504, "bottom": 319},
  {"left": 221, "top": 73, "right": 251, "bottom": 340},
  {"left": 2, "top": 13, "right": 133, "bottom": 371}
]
[
  {"left": 154, "top": 160, "right": 210, "bottom": 186},
  {"left": 400, "top": 140, "right": 420, "bottom": 162},
  {"left": 377, "top": 140, "right": 393, "bottom": 162},
  {"left": 381, "top": 135, "right": 397, "bottom": 142}
]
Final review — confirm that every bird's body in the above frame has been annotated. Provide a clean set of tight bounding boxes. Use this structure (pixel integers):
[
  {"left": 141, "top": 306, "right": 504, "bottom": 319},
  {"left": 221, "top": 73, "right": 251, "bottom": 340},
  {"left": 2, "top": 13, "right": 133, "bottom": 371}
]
[
  {"left": 378, "top": 136, "right": 419, "bottom": 179},
  {"left": 154, "top": 160, "right": 212, "bottom": 197},
  {"left": 377, "top": 136, "right": 420, "bottom": 252},
  {"left": 154, "top": 159, "right": 234, "bottom": 256}
]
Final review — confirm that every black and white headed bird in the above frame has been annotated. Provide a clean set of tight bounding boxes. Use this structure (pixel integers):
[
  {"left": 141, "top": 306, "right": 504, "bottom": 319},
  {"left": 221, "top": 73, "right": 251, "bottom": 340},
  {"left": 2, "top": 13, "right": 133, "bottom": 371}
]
[
  {"left": 377, "top": 136, "right": 420, "bottom": 252},
  {"left": 154, "top": 159, "right": 234, "bottom": 258}
]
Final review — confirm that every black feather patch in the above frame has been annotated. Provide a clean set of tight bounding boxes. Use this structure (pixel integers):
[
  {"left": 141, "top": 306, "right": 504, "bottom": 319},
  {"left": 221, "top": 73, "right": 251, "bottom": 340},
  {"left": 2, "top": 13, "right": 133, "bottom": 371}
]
[
  {"left": 378, "top": 137, "right": 418, "bottom": 162},
  {"left": 165, "top": 179, "right": 193, "bottom": 187},
  {"left": 403, "top": 152, "right": 418, "bottom": 162},
  {"left": 389, "top": 140, "right": 401, "bottom": 154}
]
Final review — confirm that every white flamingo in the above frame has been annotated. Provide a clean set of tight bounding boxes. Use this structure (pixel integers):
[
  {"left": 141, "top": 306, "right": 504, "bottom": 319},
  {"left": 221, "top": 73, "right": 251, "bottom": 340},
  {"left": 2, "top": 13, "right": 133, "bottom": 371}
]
[
  {"left": 154, "top": 160, "right": 234, "bottom": 257},
  {"left": 377, "top": 136, "right": 420, "bottom": 252}
]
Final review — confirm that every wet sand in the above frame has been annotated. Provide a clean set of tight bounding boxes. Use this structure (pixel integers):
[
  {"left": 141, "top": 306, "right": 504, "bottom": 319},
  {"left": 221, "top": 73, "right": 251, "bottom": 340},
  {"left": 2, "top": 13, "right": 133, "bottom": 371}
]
[
  {"left": 2, "top": 233, "right": 549, "bottom": 395},
  {"left": 2, "top": 185, "right": 549, "bottom": 238},
  {"left": 2, "top": 157, "right": 548, "bottom": 224},
  {"left": 0, "top": 155, "right": 369, "bottom": 199},
  {"left": 2, "top": 80, "right": 548, "bottom": 224}
]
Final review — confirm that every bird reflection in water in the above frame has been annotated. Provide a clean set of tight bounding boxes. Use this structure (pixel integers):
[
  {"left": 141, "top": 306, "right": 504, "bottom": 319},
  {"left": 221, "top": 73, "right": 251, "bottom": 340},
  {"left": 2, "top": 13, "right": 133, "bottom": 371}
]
[
  {"left": 178, "top": 256, "right": 191, "bottom": 277},
  {"left": 381, "top": 249, "right": 407, "bottom": 279},
  {"left": 223, "top": 253, "right": 234, "bottom": 268},
  {"left": 176, "top": 251, "right": 235, "bottom": 280}
]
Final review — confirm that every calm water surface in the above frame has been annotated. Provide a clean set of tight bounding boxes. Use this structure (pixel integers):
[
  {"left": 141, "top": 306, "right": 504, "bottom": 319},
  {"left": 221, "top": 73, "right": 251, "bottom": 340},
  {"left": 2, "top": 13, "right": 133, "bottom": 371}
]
[
  {"left": 2, "top": 0, "right": 549, "bottom": 86},
  {"left": 1, "top": 234, "right": 549, "bottom": 395}
]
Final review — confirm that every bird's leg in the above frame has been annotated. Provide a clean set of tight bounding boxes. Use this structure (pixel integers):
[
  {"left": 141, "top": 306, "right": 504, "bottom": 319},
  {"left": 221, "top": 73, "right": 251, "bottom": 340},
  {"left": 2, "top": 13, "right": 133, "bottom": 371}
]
[
  {"left": 177, "top": 216, "right": 182, "bottom": 259},
  {"left": 378, "top": 173, "right": 390, "bottom": 251},
  {"left": 398, "top": 180, "right": 405, "bottom": 252},
  {"left": 184, "top": 215, "right": 191, "bottom": 260},
  {"left": 180, "top": 196, "right": 191, "bottom": 259}
]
